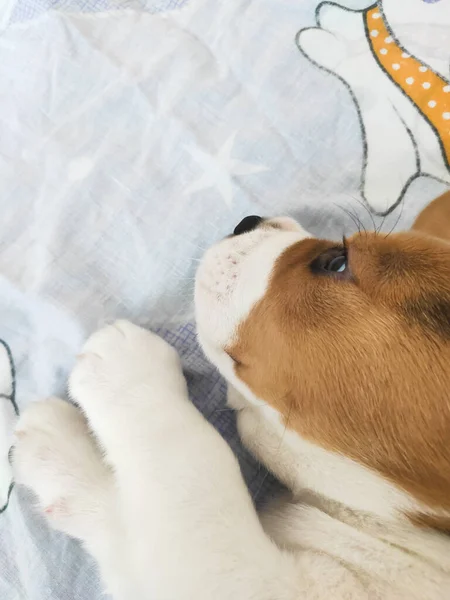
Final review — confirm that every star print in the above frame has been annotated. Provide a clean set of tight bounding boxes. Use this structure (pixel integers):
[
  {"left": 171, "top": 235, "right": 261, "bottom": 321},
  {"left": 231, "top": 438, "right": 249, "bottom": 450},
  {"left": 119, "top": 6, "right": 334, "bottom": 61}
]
[{"left": 184, "top": 132, "right": 268, "bottom": 207}]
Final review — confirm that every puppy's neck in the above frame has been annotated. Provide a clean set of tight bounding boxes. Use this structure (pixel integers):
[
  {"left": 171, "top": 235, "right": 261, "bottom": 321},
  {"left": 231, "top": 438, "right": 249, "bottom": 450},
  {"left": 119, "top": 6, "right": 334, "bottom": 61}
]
[
  {"left": 267, "top": 416, "right": 415, "bottom": 520},
  {"left": 296, "top": 490, "right": 450, "bottom": 574},
  {"left": 232, "top": 388, "right": 450, "bottom": 569},
  {"left": 231, "top": 386, "right": 414, "bottom": 520}
]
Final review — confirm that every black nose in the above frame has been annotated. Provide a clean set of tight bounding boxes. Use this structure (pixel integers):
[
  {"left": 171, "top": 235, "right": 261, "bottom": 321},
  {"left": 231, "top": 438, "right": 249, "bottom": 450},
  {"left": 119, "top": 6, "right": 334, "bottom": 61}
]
[{"left": 233, "top": 215, "right": 263, "bottom": 236}]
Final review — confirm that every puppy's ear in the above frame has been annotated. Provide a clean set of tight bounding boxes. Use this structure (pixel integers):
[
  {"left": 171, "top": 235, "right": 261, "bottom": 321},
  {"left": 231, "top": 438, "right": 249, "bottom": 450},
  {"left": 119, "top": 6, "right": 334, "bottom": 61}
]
[{"left": 412, "top": 190, "right": 450, "bottom": 242}]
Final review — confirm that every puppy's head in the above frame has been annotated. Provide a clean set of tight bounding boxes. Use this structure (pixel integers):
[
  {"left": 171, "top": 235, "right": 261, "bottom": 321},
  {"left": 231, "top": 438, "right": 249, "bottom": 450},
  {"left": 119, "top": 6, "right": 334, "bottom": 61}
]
[{"left": 195, "top": 194, "right": 450, "bottom": 527}]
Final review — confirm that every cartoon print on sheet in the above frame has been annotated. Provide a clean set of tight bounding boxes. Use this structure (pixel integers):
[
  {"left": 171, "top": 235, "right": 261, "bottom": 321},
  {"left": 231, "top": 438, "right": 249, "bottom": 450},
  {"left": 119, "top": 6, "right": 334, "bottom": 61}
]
[
  {"left": 0, "top": 339, "right": 17, "bottom": 514},
  {"left": 297, "top": 0, "right": 450, "bottom": 215}
]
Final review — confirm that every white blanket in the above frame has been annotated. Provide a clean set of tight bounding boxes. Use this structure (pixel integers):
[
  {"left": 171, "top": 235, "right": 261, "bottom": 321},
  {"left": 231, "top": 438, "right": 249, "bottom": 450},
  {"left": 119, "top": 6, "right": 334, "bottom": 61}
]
[{"left": 0, "top": 0, "right": 448, "bottom": 597}]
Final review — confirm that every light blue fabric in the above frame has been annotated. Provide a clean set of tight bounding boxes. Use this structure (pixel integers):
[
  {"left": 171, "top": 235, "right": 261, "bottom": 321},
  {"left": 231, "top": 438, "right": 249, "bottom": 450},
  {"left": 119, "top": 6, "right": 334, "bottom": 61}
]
[
  {"left": 10, "top": 0, "right": 186, "bottom": 24},
  {"left": 0, "top": 0, "right": 448, "bottom": 598}
]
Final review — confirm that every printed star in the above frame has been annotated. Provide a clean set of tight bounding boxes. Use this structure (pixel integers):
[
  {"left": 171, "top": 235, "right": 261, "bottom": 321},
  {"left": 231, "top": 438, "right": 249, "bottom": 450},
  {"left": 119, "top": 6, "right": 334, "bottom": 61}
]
[{"left": 184, "top": 132, "right": 268, "bottom": 207}]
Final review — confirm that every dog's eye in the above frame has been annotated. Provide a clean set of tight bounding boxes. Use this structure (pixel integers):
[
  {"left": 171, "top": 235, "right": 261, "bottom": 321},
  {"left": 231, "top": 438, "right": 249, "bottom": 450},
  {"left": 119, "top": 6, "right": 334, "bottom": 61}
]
[
  {"left": 325, "top": 255, "right": 346, "bottom": 273},
  {"left": 310, "top": 247, "right": 349, "bottom": 277}
]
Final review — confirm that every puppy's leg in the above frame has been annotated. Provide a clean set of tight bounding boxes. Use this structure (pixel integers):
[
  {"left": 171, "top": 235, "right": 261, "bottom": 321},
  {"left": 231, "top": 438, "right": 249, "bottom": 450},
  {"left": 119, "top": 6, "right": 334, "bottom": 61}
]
[
  {"left": 13, "top": 398, "right": 136, "bottom": 599},
  {"left": 69, "top": 321, "right": 301, "bottom": 600}
]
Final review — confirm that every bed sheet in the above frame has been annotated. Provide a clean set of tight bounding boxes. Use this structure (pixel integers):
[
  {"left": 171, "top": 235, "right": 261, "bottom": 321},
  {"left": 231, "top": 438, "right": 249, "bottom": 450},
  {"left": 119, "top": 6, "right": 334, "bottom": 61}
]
[{"left": 0, "top": 0, "right": 448, "bottom": 598}]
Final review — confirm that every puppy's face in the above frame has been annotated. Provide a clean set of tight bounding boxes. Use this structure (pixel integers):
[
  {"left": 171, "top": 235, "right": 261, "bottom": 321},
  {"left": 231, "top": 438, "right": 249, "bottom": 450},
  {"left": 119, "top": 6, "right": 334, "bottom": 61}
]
[{"left": 195, "top": 197, "right": 450, "bottom": 523}]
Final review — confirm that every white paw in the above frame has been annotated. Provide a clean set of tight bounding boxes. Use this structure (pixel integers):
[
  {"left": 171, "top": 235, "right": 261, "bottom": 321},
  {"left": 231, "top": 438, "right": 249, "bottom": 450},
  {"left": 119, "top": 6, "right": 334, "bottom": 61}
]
[
  {"left": 13, "top": 397, "right": 108, "bottom": 535},
  {"left": 69, "top": 320, "right": 186, "bottom": 412}
]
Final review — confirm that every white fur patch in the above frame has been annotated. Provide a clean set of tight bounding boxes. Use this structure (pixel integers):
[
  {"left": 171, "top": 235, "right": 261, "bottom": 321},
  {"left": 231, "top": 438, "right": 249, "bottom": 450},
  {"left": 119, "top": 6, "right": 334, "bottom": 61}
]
[{"left": 195, "top": 219, "right": 309, "bottom": 382}]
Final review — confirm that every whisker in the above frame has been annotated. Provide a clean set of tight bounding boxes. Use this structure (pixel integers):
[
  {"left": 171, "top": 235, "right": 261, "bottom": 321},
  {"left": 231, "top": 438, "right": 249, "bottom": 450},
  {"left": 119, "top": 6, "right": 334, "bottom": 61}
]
[
  {"left": 384, "top": 197, "right": 405, "bottom": 239},
  {"left": 251, "top": 468, "right": 271, "bottom": 505},
  {"left": 209, "top": 406, "right": 237, "bottom": 416},
  {"left": 334, "top": 203, "right": 364, "bottom": 236},
  {"left": 347, "top": 194, "right": 377, "bottom": 233},
  {"left": 376, "top": 210, "right": 388, "bottom": 235}
]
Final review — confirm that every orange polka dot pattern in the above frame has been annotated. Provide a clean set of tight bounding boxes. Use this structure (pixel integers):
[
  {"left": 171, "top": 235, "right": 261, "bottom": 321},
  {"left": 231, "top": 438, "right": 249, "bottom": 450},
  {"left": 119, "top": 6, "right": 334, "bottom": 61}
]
[{"left": 366, "top": 6, "right": 450, "bottom": 167}]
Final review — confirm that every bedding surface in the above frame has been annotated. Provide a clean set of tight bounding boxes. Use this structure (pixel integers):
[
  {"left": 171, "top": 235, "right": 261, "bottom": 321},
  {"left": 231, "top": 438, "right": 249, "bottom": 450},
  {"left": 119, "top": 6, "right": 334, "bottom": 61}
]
[{"left": 0, "top": 0, "right": 448, "bottom": 597}]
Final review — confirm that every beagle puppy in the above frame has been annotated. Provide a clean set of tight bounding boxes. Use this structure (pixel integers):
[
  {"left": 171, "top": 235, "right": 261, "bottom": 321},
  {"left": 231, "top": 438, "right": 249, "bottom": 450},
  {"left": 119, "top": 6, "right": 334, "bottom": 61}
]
[{"left": 13, "top": 192, "right": 450, "bottom": 599}]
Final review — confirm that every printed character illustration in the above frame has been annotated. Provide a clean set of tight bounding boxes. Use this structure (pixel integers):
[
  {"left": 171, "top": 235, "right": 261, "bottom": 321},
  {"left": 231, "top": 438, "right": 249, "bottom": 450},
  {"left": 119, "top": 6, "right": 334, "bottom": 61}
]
[
  {"left": 0, "top": 340, "right": 17, "bottom": 514},
  {"left": 297, "top": 0, "right": 450, "bottom": 214}
]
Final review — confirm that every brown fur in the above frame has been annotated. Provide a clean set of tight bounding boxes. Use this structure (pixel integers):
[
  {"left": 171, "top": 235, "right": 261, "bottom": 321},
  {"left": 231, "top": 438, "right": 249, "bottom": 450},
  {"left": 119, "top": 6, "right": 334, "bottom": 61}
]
[
  {"left": 413, "top": 190, "right": 450, "bottom": 242},
  {"left": 229, "top": 194, "right": 450, "bottom": 526}
]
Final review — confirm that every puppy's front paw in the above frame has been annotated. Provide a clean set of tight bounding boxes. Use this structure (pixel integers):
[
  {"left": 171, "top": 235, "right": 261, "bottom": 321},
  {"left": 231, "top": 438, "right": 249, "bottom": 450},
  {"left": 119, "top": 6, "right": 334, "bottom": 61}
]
[
  {"left": 13, "top": 398, "right": 109, "bottom": 536},
  {"left": 69, "top": 320, "right": 186, "bottom": 411}
]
